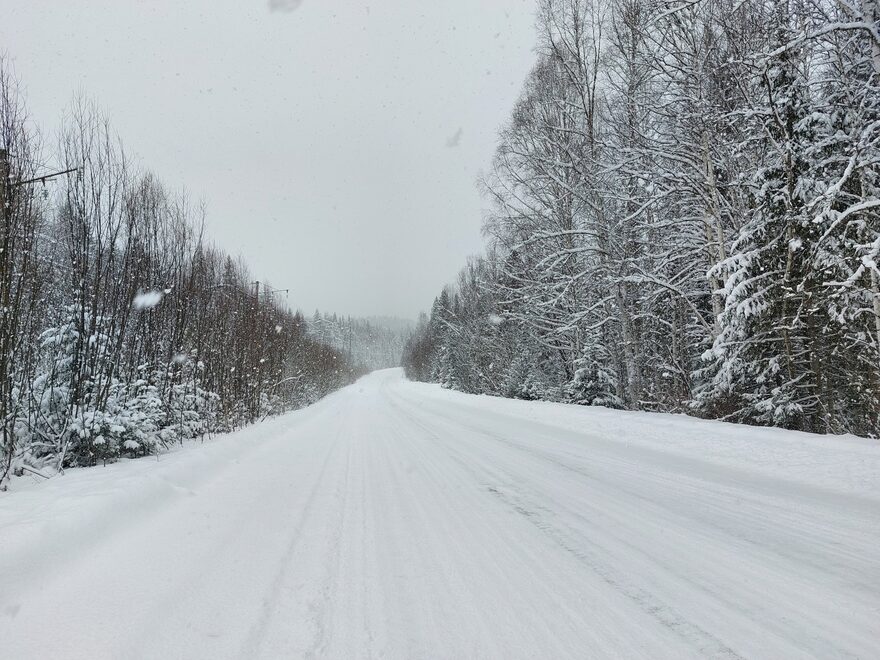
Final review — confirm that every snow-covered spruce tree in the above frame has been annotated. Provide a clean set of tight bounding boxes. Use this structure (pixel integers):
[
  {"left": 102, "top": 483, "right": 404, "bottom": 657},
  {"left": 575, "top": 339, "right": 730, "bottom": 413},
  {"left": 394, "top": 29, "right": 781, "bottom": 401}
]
[
  {"left": 801, "top": 0, "right": 880, "bottom": 434},
  {"left": 427, "top": 288, "right": 455, "bottom": 384},
  {"left": 23, "top": 313, "right": 79, "bottom": 471},
  {"left": 442, "top": 257, "right": 505, "bottom": 394},
  {"left": 700, "top": 1, "right": 833, "bottom": 431},
  {"left": 432, "top": 288, "right": 486, "bottom": 392},
  {"left": 567, "top": 345, "right": 624, "bottom": 407},
  {"left": 26, "top": 306, "right": 122, "bottom": 468}
]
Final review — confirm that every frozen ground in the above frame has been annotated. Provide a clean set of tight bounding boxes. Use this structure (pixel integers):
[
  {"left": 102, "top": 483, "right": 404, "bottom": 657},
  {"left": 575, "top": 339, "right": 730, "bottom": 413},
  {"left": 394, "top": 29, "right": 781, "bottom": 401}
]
[{"left": 1, "top": 368, "right": 878, "bottom": 659}]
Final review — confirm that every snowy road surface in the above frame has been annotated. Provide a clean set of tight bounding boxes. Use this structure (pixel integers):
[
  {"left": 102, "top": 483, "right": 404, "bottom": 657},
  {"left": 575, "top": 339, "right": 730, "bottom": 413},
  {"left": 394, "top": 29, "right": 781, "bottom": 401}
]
[{"left": 1, "top": 369, "right": 879, "bottom": 659}]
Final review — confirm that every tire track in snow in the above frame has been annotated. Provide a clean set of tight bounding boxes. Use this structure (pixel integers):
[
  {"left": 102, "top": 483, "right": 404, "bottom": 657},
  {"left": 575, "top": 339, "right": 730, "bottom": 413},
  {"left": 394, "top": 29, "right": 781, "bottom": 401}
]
[
  {"left": 385, "top": 389, "right": 746, "bottom": 659},
  {"left": 386, "top": 385, "right": 880, "bottom": 658},
  {"left": 239, "top": 409, "right": 351, "bottom": 658}
]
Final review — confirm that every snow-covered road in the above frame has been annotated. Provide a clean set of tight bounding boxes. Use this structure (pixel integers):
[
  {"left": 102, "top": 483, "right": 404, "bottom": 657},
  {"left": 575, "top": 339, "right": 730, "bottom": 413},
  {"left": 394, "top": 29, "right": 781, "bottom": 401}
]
[{"left": 1, "top": 369, "right": 878, "bottom": 659}]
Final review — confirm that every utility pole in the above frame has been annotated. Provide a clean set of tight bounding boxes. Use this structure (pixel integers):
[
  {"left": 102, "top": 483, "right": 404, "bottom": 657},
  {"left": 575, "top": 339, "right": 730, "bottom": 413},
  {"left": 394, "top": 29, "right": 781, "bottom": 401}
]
[
  {"left": 0, "top": 149, "right": 77, "bottom": 485},
  {"left": 1, "top": 150, "right": 9, "bottom": 272},
  {"left": 0, "top": 147, "right": 8, "bottom": 203},
  {"left": 253, "top": 281, "right": 290, "bottom": 308},
  {"left": 0, "top": 148, "right": 10, "bottom": 484}
]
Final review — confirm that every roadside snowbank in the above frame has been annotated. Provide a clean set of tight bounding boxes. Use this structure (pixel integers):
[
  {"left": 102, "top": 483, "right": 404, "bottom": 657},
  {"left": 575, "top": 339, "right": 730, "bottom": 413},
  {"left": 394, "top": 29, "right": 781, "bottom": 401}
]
[{"left": 407, "top": 381, "right": 880, "bottom": 500}]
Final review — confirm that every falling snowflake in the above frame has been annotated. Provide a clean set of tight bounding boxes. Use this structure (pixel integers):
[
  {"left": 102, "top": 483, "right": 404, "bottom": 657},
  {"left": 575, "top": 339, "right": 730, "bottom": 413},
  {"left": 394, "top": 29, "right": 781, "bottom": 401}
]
[
  {"left": 268, "top": 0, "right": 303, "bottom": 11},
  {"left": 446, "top": 127, "right": 463, "bottom": 148},
  {"left": 133, "top": 290, "right": 164, "bottom": 310}
]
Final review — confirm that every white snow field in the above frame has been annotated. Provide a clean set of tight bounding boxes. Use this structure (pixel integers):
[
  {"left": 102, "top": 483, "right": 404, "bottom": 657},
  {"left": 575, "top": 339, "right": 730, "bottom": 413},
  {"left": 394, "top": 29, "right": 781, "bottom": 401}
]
[{"left": 1, "top": 369, "right": 878, "bottom": 659}]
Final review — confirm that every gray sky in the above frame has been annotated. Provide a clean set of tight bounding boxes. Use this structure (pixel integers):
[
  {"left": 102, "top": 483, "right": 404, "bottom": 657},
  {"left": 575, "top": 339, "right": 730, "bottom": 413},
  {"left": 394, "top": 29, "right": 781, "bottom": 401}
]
[{"left": 2, "top": 0, "right": 536, "bottom": 319}]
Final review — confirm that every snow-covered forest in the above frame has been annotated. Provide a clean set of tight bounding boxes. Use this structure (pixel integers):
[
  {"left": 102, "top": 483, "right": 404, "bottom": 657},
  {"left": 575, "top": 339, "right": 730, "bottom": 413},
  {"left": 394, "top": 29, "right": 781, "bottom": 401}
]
[
  {"left": 0, "top": 59, "right": 363, "bottom": 486},
  {"left": 1, "top": 2, "right": 879, "bottom": 655},
  {"left": 403, "top": 0, "right": 880, "bottom": 437}
]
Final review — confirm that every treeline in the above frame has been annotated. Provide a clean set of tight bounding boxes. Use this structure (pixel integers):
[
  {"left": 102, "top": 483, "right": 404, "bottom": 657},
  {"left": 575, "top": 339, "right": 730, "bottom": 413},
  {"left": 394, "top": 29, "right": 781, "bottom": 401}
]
[
  {"left": 404, "top": 0, "right": 880, "bottom": 437},
  {"left": 0, "top": 60, "right": 360, "bottom": 485},
  {"left": 307, "top": 312, "right": 409, "bottom": 371}
]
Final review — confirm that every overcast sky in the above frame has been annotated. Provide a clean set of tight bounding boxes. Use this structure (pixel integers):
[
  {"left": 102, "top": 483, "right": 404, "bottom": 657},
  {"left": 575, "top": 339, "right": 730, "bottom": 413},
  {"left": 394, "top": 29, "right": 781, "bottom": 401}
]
[{"left": 2, "top": 0, "right": 536, "bottom": 319}]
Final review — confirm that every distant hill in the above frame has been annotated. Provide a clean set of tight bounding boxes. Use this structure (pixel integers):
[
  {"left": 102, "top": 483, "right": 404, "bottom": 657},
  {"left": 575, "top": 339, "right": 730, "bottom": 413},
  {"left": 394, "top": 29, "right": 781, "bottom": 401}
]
[
  {"left": 305, "top": 312, "right": 413, "bottom": 371},
  {"left": 364, "top": 316, "right": 416, "bottom": 334}
]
